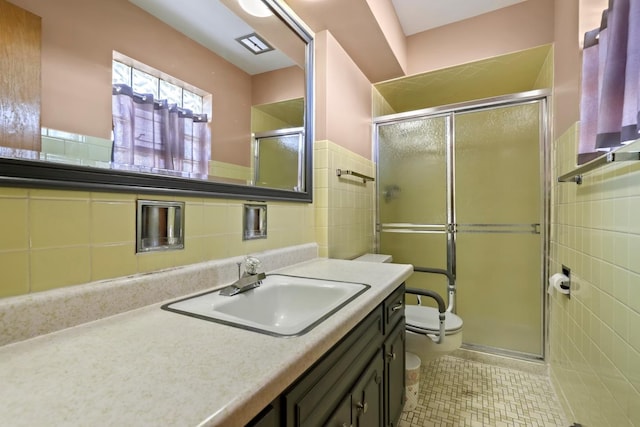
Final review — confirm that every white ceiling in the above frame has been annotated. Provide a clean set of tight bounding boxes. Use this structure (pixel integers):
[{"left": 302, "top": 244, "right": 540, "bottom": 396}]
[
  {"left": 391, "top": 0, "right": 527, "bottom": 35},
  {"left": 129, "top": 0, "right": 294, "bottom": 75}
]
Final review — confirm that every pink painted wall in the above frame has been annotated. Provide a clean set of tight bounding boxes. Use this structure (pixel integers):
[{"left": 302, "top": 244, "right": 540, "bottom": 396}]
[
  {"left": 251, "top": 66, "right": 305, "bottom": 106},
  {"left": 406, "top": 0, "right": 555, "bottom": 76},
  {"left": 314, "top": 31, "right": 373, "bottom": 160},
  {"left": 366, "top": 0, "right": 407, "bottom": 75},
  {"left": 553, "top": 0, "right": 581, "bottom": 136}
]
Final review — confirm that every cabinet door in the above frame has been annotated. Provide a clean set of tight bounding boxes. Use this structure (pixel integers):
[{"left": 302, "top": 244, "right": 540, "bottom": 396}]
[
  {"left": 353, "top": 352, "right": 384, "bottom": 427},
  {"left": 384, "top": 320, "right": 406, "bottom": 427},
  {"left": 324, "top": 395, "right": 351, "bottom": 427}
]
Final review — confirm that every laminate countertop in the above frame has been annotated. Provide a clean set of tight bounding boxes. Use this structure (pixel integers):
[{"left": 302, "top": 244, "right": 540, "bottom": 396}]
[{"left": 0, "top": 258, "right": 412, "bottom": 426}]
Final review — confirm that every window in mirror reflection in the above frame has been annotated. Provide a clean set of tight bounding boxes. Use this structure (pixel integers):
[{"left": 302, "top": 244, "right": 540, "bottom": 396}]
[{"left": 111, "top": 57, "right": 211, "bottom": 178}]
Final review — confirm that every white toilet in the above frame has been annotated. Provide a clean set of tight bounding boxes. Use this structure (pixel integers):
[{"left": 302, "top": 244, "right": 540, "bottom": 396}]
[
  {"left": 353, "top": 254, "right": 464, "bottom": 363},
  {"left": 404, "top": 304, "right": 463, "bottom": 363}
]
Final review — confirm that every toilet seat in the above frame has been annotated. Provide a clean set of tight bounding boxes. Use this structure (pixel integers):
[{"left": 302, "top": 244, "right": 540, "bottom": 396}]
[{"left": 405, "top": 305, "right": 463, "bottom": 335}]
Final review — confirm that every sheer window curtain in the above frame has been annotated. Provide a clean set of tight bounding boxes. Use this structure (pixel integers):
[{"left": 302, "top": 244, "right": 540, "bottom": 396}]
[
  {"left": 578, "top": 0, "right": 640, "bottom": 163},
  {"left": 112, "top": 84, "right": 210, "bottom": 178}
]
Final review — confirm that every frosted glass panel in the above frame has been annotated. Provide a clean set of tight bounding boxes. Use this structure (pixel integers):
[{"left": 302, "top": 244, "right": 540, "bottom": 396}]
[
  {"left": 380, "top": 232, "right": 448, "bottom": 304},
  {"left": 455, "top": 103, "right": 541, "bottom": 224},
  {"left": 454, "top": 101, "right": 543, "bottom": 357},
  {"left": 132, "top": 69, "right": 159, "bottom": 98},
  {"left": 377, "top": 116, "right": 448, "bottom": 225},
  {"left": 159, "top": 80, "right": 182, "bottom": 106},
  {"left": 112, "top": 61, "right": 131, "bottom": 86},
  {"left": 255, "top": 133, "right": 302, "bottom": 190},
  {"left": 456, "top": 233, "right": 542, "bottom": 355}
]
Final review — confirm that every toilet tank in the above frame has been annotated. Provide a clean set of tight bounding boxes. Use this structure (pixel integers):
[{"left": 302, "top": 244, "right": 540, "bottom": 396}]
[{"left": 353, "top": 254, "right": 393, "bottom": 263}]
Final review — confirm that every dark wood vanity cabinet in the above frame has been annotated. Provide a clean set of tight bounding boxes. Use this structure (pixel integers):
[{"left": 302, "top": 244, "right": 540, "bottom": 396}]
[
  {"left": 383, "top": 284, "right": 407, "bottom": 427},
  {"left": 248, "top": 284, "right": 406, "bottom": 427},
  {"left": 384, "top": 321, "right": 406, "bottom": 426}
]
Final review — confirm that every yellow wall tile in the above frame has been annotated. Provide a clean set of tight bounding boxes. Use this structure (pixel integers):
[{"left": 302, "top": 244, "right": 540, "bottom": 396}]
[
  {"left": 185, "top": 201, "right": 205, "bottom": 238},
  {"left": 136, "top": 250, "right": 181, "bottom": 274},
  {"left": 176, "top": 236, "right": 206, "bottom": 265},
  {"left": 31, "top": 247, "right": 91, "bottom": 292},
  {"left": 0, "top": 188, "right": 28, "bottom": 198},
  {"left": 202, "top": 235, "right": 231, "bottom": 260},
  {"left": 0, "top": 251, "right": 30, "bottom": 297},
  {"left": 90, "top": 192, "right": 137, "bottom": 202},
  {"left": 0, "top": 180, "right": 316, "bottom": 297},
  {"left": 30, "top": 199, "right": 91, "bottom": 248},
  {"left": 550, "top": 124, "right": 640, "bottom": 426},
  {"left": 202, "top": 203, "right": 229, "bottom": 235},
  {"left": 0, "top": 198, "right": 29, "bottom": 251},
  {"left": 91, "top": 244, "right": 137, "bottom": 281},
  {"left": 91, "top": 201, "right": 135, "bottom": 244},
  {"left": 29, "top": 189, "right": 91, "bottom": 200}
]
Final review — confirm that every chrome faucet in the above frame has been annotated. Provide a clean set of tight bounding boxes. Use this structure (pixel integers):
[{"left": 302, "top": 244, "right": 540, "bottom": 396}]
[{"left": 219, "top": 256, "right": 265, "bottom": 296}]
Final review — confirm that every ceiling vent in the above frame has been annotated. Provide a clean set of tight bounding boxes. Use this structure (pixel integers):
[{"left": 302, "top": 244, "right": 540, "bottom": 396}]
[{"left": 236, "top": 33, "right": 274, "bottom": 55}]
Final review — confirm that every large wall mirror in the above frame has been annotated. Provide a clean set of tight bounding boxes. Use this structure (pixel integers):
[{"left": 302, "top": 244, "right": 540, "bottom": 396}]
[{"left": 0, "top": 0, "right": 314, "bottom": 202}]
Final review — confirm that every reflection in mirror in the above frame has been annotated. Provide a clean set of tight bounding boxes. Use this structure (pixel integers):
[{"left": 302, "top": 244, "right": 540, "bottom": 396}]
[
  {"left": 253, "top": 127, "right": 304, "bottom": 190},
  {"left": 0, "top": 0, "right": 313, "bottom": 201}
]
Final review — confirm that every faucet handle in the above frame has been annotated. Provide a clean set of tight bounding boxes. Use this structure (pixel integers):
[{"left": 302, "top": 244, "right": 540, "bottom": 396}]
[{"left": 244, "top": 256, "right": 261, "bottom": 275}]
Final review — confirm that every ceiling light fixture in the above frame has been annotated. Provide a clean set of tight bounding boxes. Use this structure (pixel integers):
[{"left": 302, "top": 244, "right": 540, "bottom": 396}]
[
  {"left": 236, "top": 33, "right": 274, "bottom": 55},
  {"left": 238, "top": 0, "right": 273, "bottom": 18}
]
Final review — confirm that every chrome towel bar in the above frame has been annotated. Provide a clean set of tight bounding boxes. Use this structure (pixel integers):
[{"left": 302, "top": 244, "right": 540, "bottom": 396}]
[
  {"left": 557, "top": 151, "right": 640, "bottom": 184},
  {"left": 336, "top": 169, "right": 375, "bottom": 183}
]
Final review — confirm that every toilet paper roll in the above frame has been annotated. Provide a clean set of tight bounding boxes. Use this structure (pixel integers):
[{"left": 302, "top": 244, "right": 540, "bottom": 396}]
[{"left": 547, "top": 273, "right": 570, "bottom": 295}]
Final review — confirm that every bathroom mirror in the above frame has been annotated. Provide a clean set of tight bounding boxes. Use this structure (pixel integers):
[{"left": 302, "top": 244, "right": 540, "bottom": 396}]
[{"left": 0, "top": 0, "right": 314, "bottom": 202}]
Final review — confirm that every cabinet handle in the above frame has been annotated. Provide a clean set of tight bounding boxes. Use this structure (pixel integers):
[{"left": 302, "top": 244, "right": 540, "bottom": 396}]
[
  {"left": 356, "top": 401, "right": 368, "bottom": 414},
  {"left": 391, "top": 302, "right": 403, "bottom": 312},
  {"left": 386, "top": 351, "right": 397, "bottom": 361}
]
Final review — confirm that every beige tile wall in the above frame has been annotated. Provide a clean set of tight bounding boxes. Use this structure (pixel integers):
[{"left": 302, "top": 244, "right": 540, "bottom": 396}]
[
  {"left": 314, "top": 140, "right": 375, "bottom": 259},
  {"left": 549, "top": 124, "right": 640, "bottom": 426},
  {"left": 0, "top": 186, "right": 314, "bottom": 298}
]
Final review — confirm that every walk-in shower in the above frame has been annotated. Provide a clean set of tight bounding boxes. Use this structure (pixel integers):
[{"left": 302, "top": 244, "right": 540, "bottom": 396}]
[{"left": 374, "top": 90, "right": 550, "bottom": 360}]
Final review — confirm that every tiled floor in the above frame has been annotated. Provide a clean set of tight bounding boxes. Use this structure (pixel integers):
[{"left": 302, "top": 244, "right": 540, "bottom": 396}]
[{"left": 399, "top": 355, "right": 568, "bottom": 427}]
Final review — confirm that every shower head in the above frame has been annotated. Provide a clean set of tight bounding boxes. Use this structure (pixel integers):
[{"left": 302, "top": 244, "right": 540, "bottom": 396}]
[{"left": 383, "top": 184, "right": 401, "bottom": 203}]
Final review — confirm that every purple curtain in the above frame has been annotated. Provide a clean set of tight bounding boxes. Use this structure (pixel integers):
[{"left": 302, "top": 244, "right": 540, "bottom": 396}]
[
  {"left": 622, "top": 0, "right": 640, "bottom": 142},
  {"left": 112, "top": 84, "right": 210, "bottom": 177},
  {"left": 595, "top": 0, "right": 628, "bottom": 150},
  {"left": 579, "top": 0, "right": 640, "bottom": 162},
  {"left": 578, "top": 29, "right": 600, "bottom": 163}
]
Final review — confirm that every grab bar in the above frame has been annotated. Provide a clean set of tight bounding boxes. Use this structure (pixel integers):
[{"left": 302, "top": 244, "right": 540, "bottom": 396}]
[
  {"left": 405, "top": 287, "right": 446, "bottom": 344},
  {"left": 336, "top": 169, "right": 375, "bottom": 183},
  {"left": 413, "top": 266, "right": 455, "bottom": 312}
]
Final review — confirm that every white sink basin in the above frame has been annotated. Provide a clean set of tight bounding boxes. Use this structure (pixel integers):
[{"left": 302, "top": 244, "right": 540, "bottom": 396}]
[{"left": 161, "top": 274, "right": 370, "bottom": 336}]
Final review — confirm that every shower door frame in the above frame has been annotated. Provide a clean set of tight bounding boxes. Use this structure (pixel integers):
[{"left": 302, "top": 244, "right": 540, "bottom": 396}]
[{"left": 373, "top": 89, "right": 552, "bottom": 360}]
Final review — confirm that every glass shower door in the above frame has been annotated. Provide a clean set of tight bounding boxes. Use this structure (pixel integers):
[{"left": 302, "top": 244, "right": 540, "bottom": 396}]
[
  {"left": 377, "top": 115, "right": 451, "bottom": 296},
  {"left": 376, "top": 97, "right": 546, "bottom": 358},
  {"left": 454, "top": 102, "right": 543, "bottom": 357}
]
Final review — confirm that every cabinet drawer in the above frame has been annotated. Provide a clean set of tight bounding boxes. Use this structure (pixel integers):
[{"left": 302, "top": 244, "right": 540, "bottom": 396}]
[{"left": 383, "top": 284, "right": 405, "bottom": 333}]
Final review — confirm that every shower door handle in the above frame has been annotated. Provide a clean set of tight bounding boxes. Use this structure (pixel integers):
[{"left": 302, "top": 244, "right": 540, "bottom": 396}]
[
  {"left": 380, "top": 223, "right": 448, "bottom": 234},
  {"left": 456, "top": 223, "right": 541, "bottom": 234}
]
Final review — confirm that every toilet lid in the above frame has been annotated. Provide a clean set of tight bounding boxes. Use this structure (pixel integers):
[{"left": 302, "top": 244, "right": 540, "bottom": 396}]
[{"left": 405, "top": 305, "right": 463, "bottom": 334}]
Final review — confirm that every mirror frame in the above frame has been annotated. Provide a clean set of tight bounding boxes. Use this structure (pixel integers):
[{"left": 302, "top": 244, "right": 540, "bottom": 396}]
[{"left": 0, "top": 0, "right": 314, "bottom": 203}]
